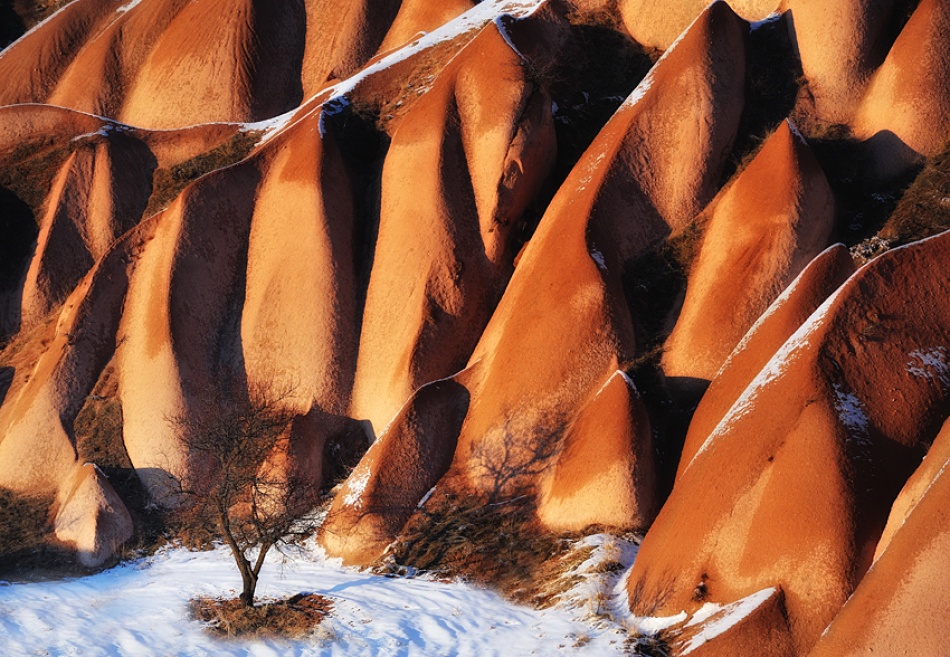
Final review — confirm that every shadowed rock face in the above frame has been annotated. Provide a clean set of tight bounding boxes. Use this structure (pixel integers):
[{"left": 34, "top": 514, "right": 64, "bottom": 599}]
[
  {"left": 628, "top": 230, "right": 950, "bottom": 655},
  {"left": 0, "top": 1, "right": 948, "bottom": 642},
  {"left": 809, "top": 419, "right": 950, "bottom": 657},
  {"left": 348, "top": 24, "right": 557, "bottom": 437}
]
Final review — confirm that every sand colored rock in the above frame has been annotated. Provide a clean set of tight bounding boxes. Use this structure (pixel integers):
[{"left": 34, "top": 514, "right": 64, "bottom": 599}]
[
  {"left": 348, "top": 24, "right": 556, "bottom": 436},
  {"left": 117, "top": 105, "right": 358, "bottom": 499},
  {"left": 120, "top": 0, "right": 305, "bottom": 129},
  {"left": 320, "top": 372, "right": 472, "bottom": 565},
  {"left": 662, "top": 121, "right": 835, "bottom": 394},
  {"left": 619, "top": 0, "right": 778, "bottom": 50},
  {"left": 678, "top": 244, "right": 855, "bottom": 476},
  {"left": 301, "top": 0, "right": 402, "bottom": 98},
  {"left": 20, "top": 131, "right": 154, "bottom": 330},
  {"left": 0, "top": 219, "right": 136, "bottom": 496},
  {"left": 53, "top": 463, "right": 133, "bottom": 568},
  {"left": 809, "top": 416, "right": 950, "bottom": 657},
  {"left": 781, "top": 0, "right": 898, "bottom": 126},
  {"left": 852, "top": 0, "right": 950, "bottom": 179},
  {"left": 667, "top": 588, "right": 795, "bottom": 657},
  {"left": 429, "top": 1, "right": 745, "bottom": 502},
  {"left": 537, "top": 370, "right": 655, "bottom": 533},
  {"left": 376, "top": 0, "right": 474, "bottom": 55},
  {"left": 44, "top": 0, "right": 193, "bottom": 121},
  {"left": 0, "top": 0, "right": 121, "bottom": 107},
  {"left": 627, "top": 230, "right": 950, "bottom": 655}
]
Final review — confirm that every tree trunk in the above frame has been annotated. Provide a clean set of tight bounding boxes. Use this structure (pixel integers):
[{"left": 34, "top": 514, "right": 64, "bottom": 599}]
[{"left": 240, "top": 567, "right": 258, "bottom": 608}]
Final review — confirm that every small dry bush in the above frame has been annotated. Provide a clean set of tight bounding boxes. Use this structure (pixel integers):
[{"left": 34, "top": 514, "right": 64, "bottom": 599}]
[
  {"left": 0, "top": 489, "right": 76, "bottom": 577},
  {"left": 379, "top": 495, "right": 568, "bottom": 604},
  {"left": 191, "top": 593, "right": 333, "bottom": 639},
  {"left": 879, "top": 145, "right": 950, "bottom": 246}
]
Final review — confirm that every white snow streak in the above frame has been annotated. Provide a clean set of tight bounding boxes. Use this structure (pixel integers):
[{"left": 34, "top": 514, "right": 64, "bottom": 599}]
[
  {"left": 832, "top": 384, "right": 870, "bottom": 436},
  {"left": 679, "top": 588, "right": 777, "bottom": 654}
]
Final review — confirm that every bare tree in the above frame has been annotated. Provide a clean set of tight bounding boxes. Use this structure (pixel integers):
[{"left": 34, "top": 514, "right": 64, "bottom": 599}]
[{"left": 167, "top": 386, "right": 319, "bottom": 608}]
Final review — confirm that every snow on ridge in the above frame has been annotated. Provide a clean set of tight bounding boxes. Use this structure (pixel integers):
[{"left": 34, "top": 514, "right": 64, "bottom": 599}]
[
  {"left": 116, "top": 0, "right": 144, "bottom": 13},
  {"left": 686, "top": 282, "right": 846, "bottom": 471},
  {"left": 680, "top": 587, "right": 777, "bottom": 655}
]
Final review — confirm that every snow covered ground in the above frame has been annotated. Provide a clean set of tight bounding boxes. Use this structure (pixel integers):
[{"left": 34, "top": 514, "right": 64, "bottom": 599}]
[{"left": 0, "top": 540, "right": 634, "bottom": 657}]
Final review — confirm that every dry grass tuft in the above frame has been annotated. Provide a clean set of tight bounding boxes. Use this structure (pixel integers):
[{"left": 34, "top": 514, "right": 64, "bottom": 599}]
[
  {"left": 379, "top": 495, "right": 568, "bottom": 604},
  {"left": 191, "top": 593, "right": 333, "bottom": 639},
  {"left": 143, "top": 130, "right": 261, "bottom": 217}
]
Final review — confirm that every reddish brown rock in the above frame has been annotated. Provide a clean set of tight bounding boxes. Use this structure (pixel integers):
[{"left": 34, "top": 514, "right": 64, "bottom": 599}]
[
  {"left": 853, "top": 0, "right": 950, "bottom": 180},
  {"left": 349, "top": 23, "right": 556, "bottom": 436},
  {"left": 376, "top": 0, "right": 474, "bottom": 55},
  {"left": 301, "top": 0, "right": 402, "bottom": 98},
  {"left": 432, "top": 0, "right": 746, "bottom": 503},
  {"left": 628, "top": 230, "right": 950, "bottom": 655},
  {"left": 537, "top": 369, "right": 655, "bottom": 533},
  {"left": 663, "top": 121, "right": 835, "bottom": 398},
  {"left": 809, "top": 416, "right": 950, "bottom": 657},
  {"left": 319, "top": 371, "right": 472, "bottom": 565},
  {"left": 678, "top": 244, "right": 855, "bottom": 476}
]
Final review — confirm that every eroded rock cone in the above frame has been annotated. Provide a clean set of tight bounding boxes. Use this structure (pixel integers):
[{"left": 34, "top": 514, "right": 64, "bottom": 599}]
[
  {"left": 781, "top": 0, "right": 900, "bottom": 126},
  {"left": 319, "top": 1, "right": 748, "bottom": 566},
  {"left": 853, "top": 0, "right": 950, "bottom": 180},
  {"left": 662, "top": 120, "right": 835, "bottom": 400},
  {"left": 809, "top": 416, "right": 950, "bottom": 657},
  {"left": 348, "top": 20, "right": 557, "bottom": 437},
  {"left": 628, "top": 229, "right": 950, "bottom": 655},
  {"left": 678, "top": 243, "right": 855, "bottom": 476}
]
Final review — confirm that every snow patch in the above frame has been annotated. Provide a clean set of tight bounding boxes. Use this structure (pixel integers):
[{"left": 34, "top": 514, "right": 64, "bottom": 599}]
[
  {"left": 680, "top": 588, "right": 777, "bottom": 654},
  {"left": 244, "top": 108, "right": 298, "bottom": 143},
  {"left": 416, "top": 486, "right": 437, "bottom": 509},
  {"left": 343, "top": 464, "right": 372, "bottom": 508},
  {"left": 0, "top": 540, "right": 629, "bottom": 657},
  {"left": 906, "top": 347, "right": 950, "bottom": 387},
  {"left": 116, "top": 0, "right": 144, "bottom": 13},
  {"left": 687, "top": 282, "right": 845, "bottom": 470},
  {"left": 590, "top": 248, "right": 607, "bottom": 271},
  {"left": 832, "top": 384, "right": 870, "bottom": 437}
]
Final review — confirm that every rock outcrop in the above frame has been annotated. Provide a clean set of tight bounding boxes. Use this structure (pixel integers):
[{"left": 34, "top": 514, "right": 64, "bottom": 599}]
[
  {"left": 628, "top": 230, "right": 950, "bottom": 655},
  {"left": 662, "top": 121, "right": 835, "bottom": 396}
]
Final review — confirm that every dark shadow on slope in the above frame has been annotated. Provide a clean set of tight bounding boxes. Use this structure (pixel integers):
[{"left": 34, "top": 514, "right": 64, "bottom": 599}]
[
  {"left": 0, "top": 0, "right": 24, "bottom": 48},
  {"left": 0, "top": 186, "right": 36, "bottom": 343}
]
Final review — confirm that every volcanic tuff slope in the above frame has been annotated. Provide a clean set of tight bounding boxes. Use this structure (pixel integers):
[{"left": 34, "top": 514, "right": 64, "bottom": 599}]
[{"left": 0, "top": 0, "right": 948, "bottom": 654}]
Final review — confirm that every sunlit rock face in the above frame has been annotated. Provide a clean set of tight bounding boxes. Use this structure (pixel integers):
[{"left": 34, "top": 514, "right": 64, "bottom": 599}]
[{"left": 0, "top": 4, "right": 948, "bottom": 647}]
